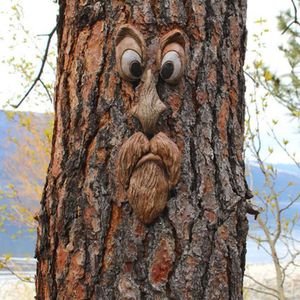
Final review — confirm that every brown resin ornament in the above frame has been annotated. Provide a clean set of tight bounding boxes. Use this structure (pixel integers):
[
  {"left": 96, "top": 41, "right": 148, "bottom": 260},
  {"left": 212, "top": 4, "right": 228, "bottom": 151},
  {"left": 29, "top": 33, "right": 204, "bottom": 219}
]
[
  {"left": 115, "top": 25, "right": 185, "bottom": 224},
  {"left": 116, "top": 132, "right": 181, "bottom": 224}
]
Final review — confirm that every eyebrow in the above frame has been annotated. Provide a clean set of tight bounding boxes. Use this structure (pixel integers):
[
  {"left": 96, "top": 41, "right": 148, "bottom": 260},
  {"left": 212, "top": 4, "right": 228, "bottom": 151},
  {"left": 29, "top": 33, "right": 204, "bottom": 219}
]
[
  {"left": 161, "top": 29, "right": 186, "bottom": 49},
  {"left": 115, "top": 25, "right": 144, "bottom": 49}
]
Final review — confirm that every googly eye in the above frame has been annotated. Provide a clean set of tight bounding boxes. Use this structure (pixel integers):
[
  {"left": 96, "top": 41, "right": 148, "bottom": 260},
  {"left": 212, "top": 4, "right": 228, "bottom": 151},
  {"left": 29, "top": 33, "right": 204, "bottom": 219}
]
[
  {"left": 121, "top": 49, "right": 143, "bottom": 81},
  {"left": 160, "top": 42, "right": 185, "bottom": 84}
]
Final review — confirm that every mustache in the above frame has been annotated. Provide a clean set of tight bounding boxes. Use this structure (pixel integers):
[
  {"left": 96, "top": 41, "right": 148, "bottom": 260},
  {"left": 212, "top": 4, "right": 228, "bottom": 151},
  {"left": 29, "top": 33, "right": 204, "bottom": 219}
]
[{"left": 116, "top": 132, "right": 181, "bottom": 191}]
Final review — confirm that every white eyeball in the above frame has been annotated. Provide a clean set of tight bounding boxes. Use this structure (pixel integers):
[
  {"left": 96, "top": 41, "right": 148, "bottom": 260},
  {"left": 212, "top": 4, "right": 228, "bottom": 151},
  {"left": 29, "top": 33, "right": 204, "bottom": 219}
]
[
  {"left": 160, "top": 50, "right": 184, "bottom": 84},
  {"left": 121, "top": 49, "right": 143, "bottom": 81}
]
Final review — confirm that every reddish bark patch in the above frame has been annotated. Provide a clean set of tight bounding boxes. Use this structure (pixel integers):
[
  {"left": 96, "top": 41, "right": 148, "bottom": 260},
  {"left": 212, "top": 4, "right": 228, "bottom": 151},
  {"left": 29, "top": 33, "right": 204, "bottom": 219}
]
[
  {"left": 197, "top": 90, "right": 208, "bottom": 105},
  {"left": 229, "top": 88, "right": 238, "bottom": 107},
  {"left": 211, "top": 23, "right": 221, "bottom": 48},
  {"left": 181, "top": 186, "right": 189, "bottom": 194},
  {"left": 107, "top": 73, "right": 118, "bottom": 101},
  {"left": 203, "top": 177, "right": 213, "bottom": 194},
  {"left": 115, "top": 182, "right": 127, "bottom": 205},
  {"left": 204, "top": 210, "right": 217, "bottom": 224},
  {"left": 51, "top": 148, "right": 62, "bottom": 178},
  {"left": 74, "top": 283, "right": 85, "bottom": 299},
  {"left": 38, "top": 260, "right": 50, "bottom": 299},
  {"left": 149, "top": 239, "right": 174, "bottom": 287},
  {"left": 211, "top": 33, "right": 219, "bottom": 49},
  {"left": 168, "top": 93, "right": 181, "bottom": 117},
  {"left": 69, "top": 27, "right": 89, "bottom": 104},
  {"left": 168, "top": 1, "right": 179, "bottom": 23},
  {"left": 56, "top": 244, "right": 68, "bottom": 271},
  {"left": 86, "top": 138, "right": 96, "bottom": 166},
  {"left": 208, "top": 67, "right": 217, "bottom": 84},
  {"left": 97, "top": 147, "right": 106, "bottom": 163},
  {"left": 218, "top": 225, "right": 229, "bottom": 241},
  {"left": 186, "top": 255, "right": 199, "bottom": 268},
  {"left": 70, "top": 251, "right": 85, "bottom": 278},
  {"left": 84, "top": 206, "right": 99, "bottom": 232},
  {"left": 175, "top": 134, "right": 185, "bottom": 153},
  {"left": 187, "top": 1, "right": 205, "bottom": 37},
  {"left": 134, "top": 221, "right": 145, "bottom": 238},
  {"left": 102, "top": 204, "right": 121, "bottom": 272},
  {"left": 123, "top": 262, "right": 133, "bottom": 273},
  {"left": 85, "top": 21, "right": 105, "bottom": 74},
  {"left": 231, "top": 49, "right": 241, "bottom": 73},
  {"left": 230, "top": 18, "right": 240, "bottom": 50},
  {"left": 82, "top": 21, "right": 105, "bottom": 102},
  {"left": 217, "top": 99, "right": 229, "bottom": 145},
  {"left": 85, "top": 140, "right": 106, "bottom": 178},
  {"left": 99, "top": 111, "right": 111, "bottom": 129}
]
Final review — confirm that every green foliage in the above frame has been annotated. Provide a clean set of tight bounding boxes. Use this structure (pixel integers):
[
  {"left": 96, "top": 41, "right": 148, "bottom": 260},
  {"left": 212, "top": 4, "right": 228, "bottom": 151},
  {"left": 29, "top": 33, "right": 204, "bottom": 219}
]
[{"left": 251, "top": 1, "right": 300, "bottom": 122}]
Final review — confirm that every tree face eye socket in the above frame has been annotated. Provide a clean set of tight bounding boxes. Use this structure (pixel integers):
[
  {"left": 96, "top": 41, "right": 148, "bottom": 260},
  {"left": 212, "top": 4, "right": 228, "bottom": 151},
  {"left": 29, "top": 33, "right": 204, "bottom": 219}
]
[
  {"left": 160, "top": 50, "right": 184, "bottom": 84},
  {"left": 121, "top": 49, "right": 143, "bottom": 81}
]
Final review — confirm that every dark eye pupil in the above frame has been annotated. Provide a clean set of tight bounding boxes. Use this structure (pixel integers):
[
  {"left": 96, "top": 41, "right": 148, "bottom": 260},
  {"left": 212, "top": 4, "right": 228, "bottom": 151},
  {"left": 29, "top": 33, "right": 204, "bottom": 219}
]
[
  {"left": 130, "top": 61, "right": 143, "bottom": 78},
  {"left": 161, "top": 61, "right": 174, "bottom": 80}
]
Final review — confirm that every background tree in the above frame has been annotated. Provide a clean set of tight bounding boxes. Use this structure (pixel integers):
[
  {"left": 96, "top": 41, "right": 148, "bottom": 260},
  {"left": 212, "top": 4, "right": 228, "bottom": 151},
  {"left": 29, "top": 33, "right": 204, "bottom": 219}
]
[
  {"left": 243, "top": 3, "right": 300, "bottom": 299},
  {"left": 249, "top": 0, "right": 300, "bottom": 124},
  {"left": 0, "top": 0, "right": 55, "bottom": 239},
  {"left": 2, "top": 112, "right": 53, "bottom": 230},
  {"left": 244, "top": 93, "right": 300, "bottom": 300},
  {"left": 0, "top": 0, "right": 55, "bottom": 285},
  {"left": 0, "top": 0, "right": 56, "bottom": 110},
  {"left": 36, "top": 1, "right": 251, "bottom": 299}
]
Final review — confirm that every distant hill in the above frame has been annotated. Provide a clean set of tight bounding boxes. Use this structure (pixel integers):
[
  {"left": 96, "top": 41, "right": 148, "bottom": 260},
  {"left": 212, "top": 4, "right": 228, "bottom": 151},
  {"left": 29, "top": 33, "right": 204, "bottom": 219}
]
[
  {"left": 0, "top": 110, "right": 52, "bottom": 182},
  {"left": 0, "top": 110, "right": 299, "bottom": 258},
  {"left": 247, "top": 163, "right": 300, "bottom": 223},
  {"left": 0, "top": 110, "right": 52, "bottom": 256}
]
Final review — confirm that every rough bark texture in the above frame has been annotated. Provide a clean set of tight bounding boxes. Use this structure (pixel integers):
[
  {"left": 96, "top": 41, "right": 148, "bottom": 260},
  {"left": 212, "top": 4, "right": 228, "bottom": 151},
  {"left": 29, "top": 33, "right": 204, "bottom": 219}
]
[{"left": 36, "top": 1, "right": 250, "bottom": 299}]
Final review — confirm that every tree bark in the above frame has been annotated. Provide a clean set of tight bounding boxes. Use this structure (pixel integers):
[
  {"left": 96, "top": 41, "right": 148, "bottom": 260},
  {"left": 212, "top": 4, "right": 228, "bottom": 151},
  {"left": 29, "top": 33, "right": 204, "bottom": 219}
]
[{"left": 36, "top": 1, "right": 250, "bottom": 299}]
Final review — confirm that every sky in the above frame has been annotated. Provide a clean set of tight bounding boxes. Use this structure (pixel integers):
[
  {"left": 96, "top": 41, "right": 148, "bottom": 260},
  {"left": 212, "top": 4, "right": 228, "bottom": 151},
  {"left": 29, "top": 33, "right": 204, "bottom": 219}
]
[
  {"left": 0, "top": 0, "right": 299, "bottom": 165},
  {"left": 246, "top": 0, "right": 300, "bottom": 164},
  {"left": 0, "top": 0, "right": 57, "bottom": 112}
]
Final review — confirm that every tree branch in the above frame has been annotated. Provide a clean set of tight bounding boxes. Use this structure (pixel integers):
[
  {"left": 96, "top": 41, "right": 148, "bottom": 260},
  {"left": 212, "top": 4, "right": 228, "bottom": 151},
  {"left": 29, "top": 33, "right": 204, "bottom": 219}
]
[
  {"left": 244, "top": 273, "right": 278, "bottom": 294},
  {"left": 244, "top": 70, "right": 258, "bottom": 86},
  {"left": 11, "top": 25, "right": 57, "bottom": 109},
  {"left": 246, "top": 200, "right": 260, "bottom": 219},
  {"left": 282, "top": 0, "right": 300, "bottom": 34},
  {"left": 243, "top": 286, "right": 279, "bottom": 299},
  {"left": 268, "top": 126, "right": 300, "bottom": 168},
  {"left": 279, "top": 193, "right": 300, "bottom": 215},
  {"left": 39, "top": 78, "right": 53, "bottom": 103},
  {"left": 0, "top": 260, "right": 34, "bottom": 283}
]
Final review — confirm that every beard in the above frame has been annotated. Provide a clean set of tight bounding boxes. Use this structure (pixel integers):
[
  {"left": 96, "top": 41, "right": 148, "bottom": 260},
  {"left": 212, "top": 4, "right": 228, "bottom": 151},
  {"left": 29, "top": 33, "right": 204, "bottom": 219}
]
[
  {"left": 128, "top": 159, "right": 169, "bottom": 224},
  {"left": 116, "top": 132, "right": 181, "bottom": 224}
]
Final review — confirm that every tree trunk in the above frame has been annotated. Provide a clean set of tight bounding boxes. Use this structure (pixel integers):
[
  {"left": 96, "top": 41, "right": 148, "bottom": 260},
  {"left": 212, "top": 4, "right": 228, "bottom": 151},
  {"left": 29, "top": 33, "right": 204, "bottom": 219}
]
[{"left": 36, "top": 1, "right": 249, "bottom": 299}]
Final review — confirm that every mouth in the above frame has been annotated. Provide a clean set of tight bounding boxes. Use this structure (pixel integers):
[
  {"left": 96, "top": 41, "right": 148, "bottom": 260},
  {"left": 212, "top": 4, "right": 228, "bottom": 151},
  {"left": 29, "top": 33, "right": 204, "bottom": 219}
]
[
  {"left": 116, "top": 131, "right": 181, "bottom": 223},
  {"left": 116, "top": 131, "right": 181, "bottom": 192},
  {"left": 135, "top": 153, "right": 164, "bottom": 170}
]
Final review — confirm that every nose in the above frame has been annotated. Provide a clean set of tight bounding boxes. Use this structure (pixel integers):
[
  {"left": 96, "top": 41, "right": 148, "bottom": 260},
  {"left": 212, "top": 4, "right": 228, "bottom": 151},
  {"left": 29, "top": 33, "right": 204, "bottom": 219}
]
[{"left": 132, "top": 69, "right": 167, "bottom": 136}]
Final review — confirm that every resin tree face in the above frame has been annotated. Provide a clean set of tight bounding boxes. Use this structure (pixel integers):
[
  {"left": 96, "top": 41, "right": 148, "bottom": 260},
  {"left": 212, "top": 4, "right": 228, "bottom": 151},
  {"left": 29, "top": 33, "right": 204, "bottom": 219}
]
[{"left": 115, "top": 25, "right": 186, "bottom": 224}]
